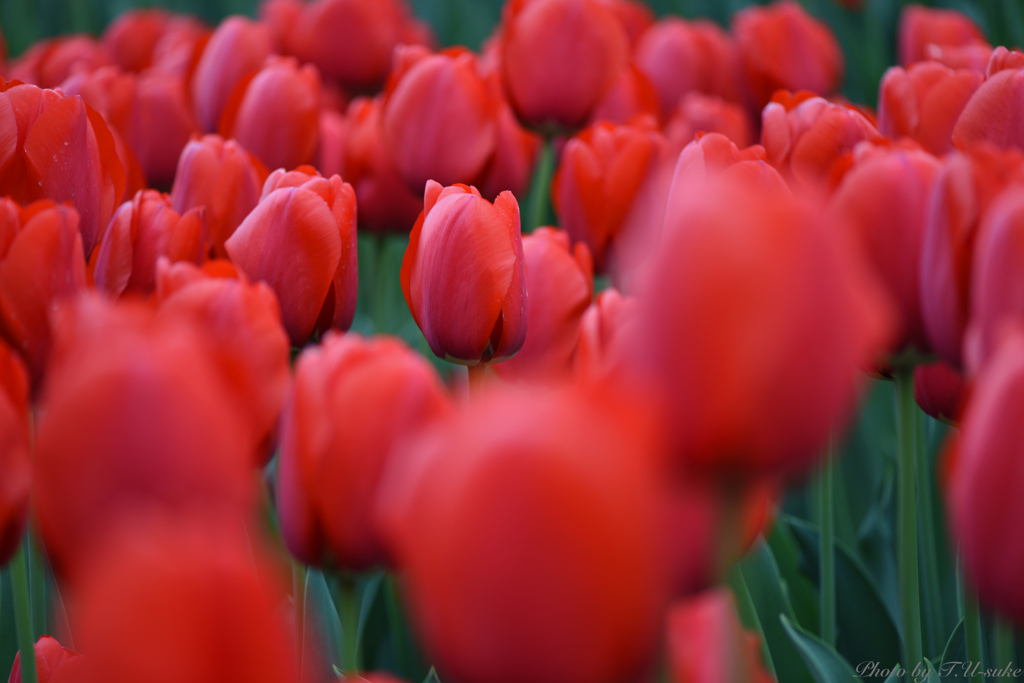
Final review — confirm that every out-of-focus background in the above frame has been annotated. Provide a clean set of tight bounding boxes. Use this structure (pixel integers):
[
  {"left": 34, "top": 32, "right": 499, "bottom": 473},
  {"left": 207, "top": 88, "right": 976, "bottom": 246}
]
[{"left": 1, "top": 0, "right": 1020, "bottom": 105}]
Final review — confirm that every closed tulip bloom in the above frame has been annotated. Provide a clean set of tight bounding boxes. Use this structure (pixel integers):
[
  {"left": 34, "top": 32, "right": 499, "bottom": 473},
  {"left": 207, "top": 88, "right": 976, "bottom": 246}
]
[
  {"left": 732, "top": 1, "right": 844, "bottom": 109},
  {"left": 0, "top": 200, "right": 86, "bottom": 387},
  {"left": 589, "top": 64, "right": 661, "bottom": 126},
  {"left": 0, "top": 341, "right": 29, "bottom": 566},
  {"left": 598, "top": 0, "right": 654, "bottom": 46},
  {"left": 920, "top": 146, "right": 1024, "bottom": 367},
  {"left": 877, "top": 62, "right": 982, "bottom": 155},
  {"left": 70, "top": 522, "right": 297, "bottom": 683},
  {"left": 829, "top": 145, "right": 942, "bottom": 353},
  {"left": 476, "top": 98, "right": 542, "bottom": 201},
  {"left": 666, "top": 93, "right": 755, "bottom": 148},
  {"left": 101, "top": 8, "right": 201, "bottom": 73},
  {"left": 987, "top": 47, "right": 1024, "bottom": 77},
  {"left": 225, "top": 168, "right": 357, "bottom": 345},
  {"left": 573, "top": 287, "right": 637, "bottom": 381},
  {"left": 190, "top": 16, "right": 275, "bottom": 133},
  {"left": 219, "top": 57, "right": 321, "bottom": 172},
  {"left": 92, "top": 190, "right": 205, "bottom": 298},
  {"left": 923, "top": 43, "right": 994, "bottom": 74},
  {"left": 952, "top": 69, "right": 1024, "bottom": 152},
  {"left": 493, "top": 229, "right": 592, "bottom": 383},
  {"left": 898, "top": 5, "right": 987, "bottom": 67},
  {"left": 402, "top": 181, "right": 527, "bottom": 365},
  {"left": 34, "top": 296, "right": 254, "bottom": 577},
  {"left": 376, "top": 385, "right": 669, "bottom": 683},
  {"left": 500, "top": 0, "right": 630, "bottom": 131},
  {"left": 914, "top": 361, "right": 965, "bottom": 424},
  {"left": 8, "top": 636, "right": 85, "bottom": 683},
  {"left": 278, "top": 333, "right": 452, "bottom": 570},
  {"left": 170, "top": 135, "right": 268, "bottom": 257},
  {"left": 0, "top": 80, "right": 126, "bottom": 255},
  {"left": 8, "top": 35, "right": 114, "bottom": 90}
]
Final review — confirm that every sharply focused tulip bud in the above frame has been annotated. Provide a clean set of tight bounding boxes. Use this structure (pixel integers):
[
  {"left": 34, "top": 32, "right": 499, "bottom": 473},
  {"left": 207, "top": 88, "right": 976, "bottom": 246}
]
[
  {"left": 34, "top": 296, "right": 255, "bottom": 577},
  {"left": 225, "top": 168, "right": 358, "bottom": 345},
  {"left": 190, "top": 16, "right": 275, "bottom": 133},
  {"left": 574, "top": 287, "right": 637, "bottom": 381},
  {"left": 0, "top": 80, "right": 127, "bottom": 255},
  {"left": 665, "top": 93, "right": 755, "bottom": 148},
  {"left": 948, "top": 330, "right": 1024, "bottom": 626},
  {"left": 92, "top": 190, "right": 205, "bottom": 298},
  {"left": 632, "top": 178, "right": 893, "bottom": 478},
  {"left": 382, "top": 47, "right": 498, "bottom": 191},
  {"left": 70, "top": 521, "right": 297, "bottom": 683},
  {"left": 914, "top": 361, "right": 965, "bottom": 424},
  {"left": 953, "top": 69, "right": 1024, "bottom": 152},
  {"left": 0, "top": 341, "right": 29, "bottom": 566},
  {"left": 8, "top": 35, "right": 114, "bottom": 89},
  {"left": 219, "top": 57, "right": 321, "bottom": 172},
  {"left": 278, "top": 333, "right": 452, "bottom": 570},
  {"left": 920, "top": 146, "right": 1024, "bottom": 367},
  {"left": 877, "top": 62, "right": 982, "bottom": 155},
  {"left": 828, "top": 144, "right": 942, "bottom": 354},
  {"left": 666, "top": 589, "right": 775, "bottom": 683},
  {"left": 284, "top": 0, "right": 432, "bottom": 92},
  {"left": 401, "top": 181, "right": 527, "bottom": 365},
  {"left": 8, "top": 636, "right": 85, "bottom": 683},
  {"left": 732, "top": 1, "right": 844, "bottom": 109},
  {"left": 493, "top": 229, "right": 592, "bottom": 383},
  {"left": 170, "top": 134, "right": 268, "bottom": 257},
  {"left": 633, "top": 18, "right": 744, "bottom": 119},
  {"left": 898, "top": 5, "right": 987, "bottom": 67},
  {"left": 500, "top": 0, "right": 630, "bottom": 131},
  {"left": 0, "top": 199, "right": 86, "bottom": 387},
  {"left": 376, "top": 384, "right": 670, "bottom": 683}
]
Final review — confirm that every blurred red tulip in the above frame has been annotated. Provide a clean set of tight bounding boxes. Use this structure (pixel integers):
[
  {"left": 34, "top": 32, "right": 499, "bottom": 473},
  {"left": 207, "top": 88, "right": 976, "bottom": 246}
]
[
  {"left": 923, "top": 43, "right": 993, "bottom": 73},
  {"left": 633, "top": 178, "right": 892, "bottom": 478},
  {"left": 258, "top": 0, "right": 302, "bottom": 47},
  {"left": 732, "top": 1, "right": 844, "bottom": 109},
  {"left": 381, "top": 47, "right": 498, "bottom": 191},
  {"left": 34, "top": 295, "right": 255, "bottom": 577},
  {"left": 0, "top": 80, "right": 126, "bottom": 255},
  {"left": 829, "top": 144, "right": 942, "bottom": 354},
  {"left": 666, "top": 589, "right": 775, "bottom": 683},
  {"left": 70, "top": 521, "right": 297, "bottom": 683},
  {"left": 500, "top": 0, "right": 630, "bottom": 131},
  {"left": 665, "top": 133, "right": 784, "bottom": 202},
  {"left": 573, "top": 287, "right": 637, "bottom": 381},
  {"left": 283, "top": 0, "right": 432, "bottom": 92},
  {"left": 0, "top": 199, "right": 86, "bottom": 387},
  {"left": 8, "top": 636, "right": 85, "bottom": 683},
  {"left": 987, "top": 47, "right": 1024, "bottom": 77},
  {"left": 101, "top": 8, "right": 206, "bottom": 74},
  {"left": 170, "top": 134, "right": 268, "bottom": 257},
  {"left": 634, "top": 18, "right": 744, "bottom": 119},
  {"left": 665, "top": 93, "right": 755, "bottom": 148},
  {"left": 401, "top": 181, "right": 527, "bottom": 365},
  {"left": 224, "top": 167, "right": 357, "bottom": 345},
  {"left": 877, "top": 62, "right": 982, "bottom": 155},
  {"left": 493, "top": 228, "right": 592, "bottom": 382},
  {"left": 92, "top": 190, "right": 205, "bottom": 297},
  {"left": 589, "top": 64, "right": 661, "bottom": 126},
  {"left": 8, "top": 35, "right": 113, "bottom": 89},
  {"left": 0, "top": 340, "right": 29, "bottom": 566},
  {"left": 914, "top": 361, "right": 965, "bottom": 424},
  {"left": 953, "top": 69, "right": 1024, "bottom": 152},
  {"left": 899, "top": 5, "right": 987, "bottom": 67},
  {"left": 278, "top": 333, "right": 452, "bottom": 570},
  {"left": 476, "top": 97, "right": 542, "bottom": 201},
  {"left": 598, "top": 0, "right": 654, "bottom": 46},
  {"left": 920, "top": 146, "right": 1024, "bottom": 368},
  {"left": 219, "top": 56, "right": 321, "bottom": 172},
  {"left": 376, "top": 384, "right": 669, "bottom": 683}
]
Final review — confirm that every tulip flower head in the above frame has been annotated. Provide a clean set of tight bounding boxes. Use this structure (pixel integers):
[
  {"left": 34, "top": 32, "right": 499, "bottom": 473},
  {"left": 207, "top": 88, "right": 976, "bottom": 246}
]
[{"left": 0, "top": 341, "right": 29, "bottom": 566}]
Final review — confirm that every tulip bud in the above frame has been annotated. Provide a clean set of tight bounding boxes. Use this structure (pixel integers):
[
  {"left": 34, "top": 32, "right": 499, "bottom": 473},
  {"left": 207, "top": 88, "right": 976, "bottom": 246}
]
[
  {"left": 0, "top": 341, "right": 29, "bottom": 566},
  {"left": 898, "top": 5, "right": 987, "bottom": 67},
  {"left": 401, "top": 181, "right": 527, "bottom": 365},
  {"left": 475, "top": 98, "right": 542, "bottom": 201},
  {"left": 573, "top": 287, "right": 637, "bottom": 382},
  {"left": 914, "top": 361, "right": 965, "bottom": 424},
  {"left": 665, "top": 93, "right": 755, "bottom": 148},
  {"left": 8, "top": 636, "right": 85, "bottom": 683},
  {"left": 953, "top": 69, "right": 1024, "bottom": 152},
  {"left": 102, "top": 8, "right": 182, "bottom": 72},
  {"left": 8, "top": 35, "right": 113, "bottom": 90}
]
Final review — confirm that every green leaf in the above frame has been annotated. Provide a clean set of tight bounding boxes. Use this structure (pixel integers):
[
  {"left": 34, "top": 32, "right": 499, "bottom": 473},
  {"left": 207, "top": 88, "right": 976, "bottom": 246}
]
[
  {"left": 422, "top": 666, "right": 441, "bottom": 683},
  {"left": 303, "top": 569, "right": 342, "bottom": 681},
  {"left": 937, "top": 619, "right": 973, "bottom": 683},
  {"left": 780, "top": 614, "right": 858, "bottom": 683},
  {"left": 356, "top": 572, "right": 385, "bottom": 656},
  {"left": 766, "top": 522, "right": 820, "bottom": 635}
]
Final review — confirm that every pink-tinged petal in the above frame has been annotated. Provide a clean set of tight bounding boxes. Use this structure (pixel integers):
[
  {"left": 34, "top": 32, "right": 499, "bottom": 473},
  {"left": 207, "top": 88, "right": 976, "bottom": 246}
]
[
  {"left": 491, "top": 190, "right": 528, "bottom": 362},
  {"left": 191, "top": 17, "right": 275, "bottom": 132},
  {"left": 953, "top": 69, "right": 1024, "bottom": 151},
  {"left": 93, "top": 200, "right": 137, "bottom": 298}
]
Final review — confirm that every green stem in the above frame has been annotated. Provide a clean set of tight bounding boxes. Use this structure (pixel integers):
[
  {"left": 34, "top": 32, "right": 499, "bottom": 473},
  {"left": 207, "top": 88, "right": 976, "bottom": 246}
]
[
  {"left": 11, "top": 541, "right": 38, "bottom": 683},
  {"left": 916, "top": 413, "right": 944, "bottom": 657},
  {"left": 28, "top": 531, "right": 46, "bottom": 638},
  {"left": 994, "top": 617, "right": 1015, "bottom": 682},
  {"left": 372, "top": 234, "right": 391, "bottom": 334},
  {"left": 292, "top": 562, "right": 305, "bottom": 667},
  {"left": 895, "top": 368, "right": 923, "bottom": 678},
  {"left": 818, "top": 440, "right": 836, "bottom": 647},
  {"left": 385, "top": 575, "right": 412, "bottom": 679},
  {"left": 337, "top": 575, "right": 360, "bottom": 673},
  {"left": 525, "top": 138, "right": 555, "bottom": 233},
  {"left": 962, "top": 574, "right": 985, "bottom": 683}
]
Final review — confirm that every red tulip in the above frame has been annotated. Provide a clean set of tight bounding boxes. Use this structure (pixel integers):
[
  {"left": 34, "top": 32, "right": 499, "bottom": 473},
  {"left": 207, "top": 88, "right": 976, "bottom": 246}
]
[
  {"left": 588, "top": 64, "right": 660, "bottom": 126},
  {"left": 8, "top": 636, "right": 85, "bottom": 683},
  {"left": 666, "top": 589, "right": 774, "bottom": 683},
  {"left": 278, "top": 333, "right": 452, "bottom": 570},
  {"left": 493, "top": 228, "right": 592, "bottom": 382},
  {"left": 952, "top": 69, "right": 1024, "bottom": 152},
  {"left": 376, "top": 384, "right": 669, "bottom": 683},
  {"left": 219, "top": 56, "right": 321, "bottom": 172},
  {"left": 401, "top": 181, "right": 527, "bottom": 365},
  {"left": 987, "top": 47, "right": 1024, "bottom": 77},
  {"left": 476, "top": 97, "right": 543, "bottom": 201},
  {"left": 666, "top": 93, "right": 755, "bottom": 148},
  {"left": 170, "top": 134, "right": 268, "bottom": 257},
  {"left": 898, "top": 5, "right": 987, "bottom": 67},
  {"left": 8, "top": 35, "right": 113, "bottom": 90},
  {"left": 598, "top": 0, "right": 654, "bottom": 46},
  {"left": 70, "top": 521, "right": 297, "bottom": 683},
  {"left": 34, "top": 295, "right": 255, "bottom": 577},
  {"left": 877, "top": 62, "right": 982, "bottom": 155},
  {"left": 190, "top": 16, "right": 275, "bottom": 133},
  {"left": 573, "top": 287, "right": 637, "bottom": 382},
  {"left": 919, "top": 146, "right": 1024, "bottom": 367},
  {"left": 500, "top": 0, "right": 630, "bottom": 131},
  {"left": 923, "top": 43, "right": 994, "bottom": 74},
  {"left": 101, "top": 8, "right": 205, "bottom": 74},
  {"left": 0, "top": 80, "right": 127, "bottom": 255},
  {"left": 224, "top": 167, "right": 357, "bottom": 345},
  {"left": 633, "top": 18, "right": 744, "bottom": 119},
  {"left": 666, "top": 133, "right": 785, "bottom": 201},
  {"left": 92, "top": 190, "right": 205, "bottom": 297},
  {"left": 0, "top": 199, "right": 86, "bottom": 387},
  {"left": 632, "top": 177, "right": 892, "bottom": 478},
  {"left": 914, "top": 361, "right": 965, "bottom": 424},
  {"left": 0, "top": 340, "right": 29, "bottom": 566},
  {"left": 732, "top": 1, "right": 844, "bottom": 109},
  {"left": 283, "top": 0, "right": 432, "bottom": 92}
]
